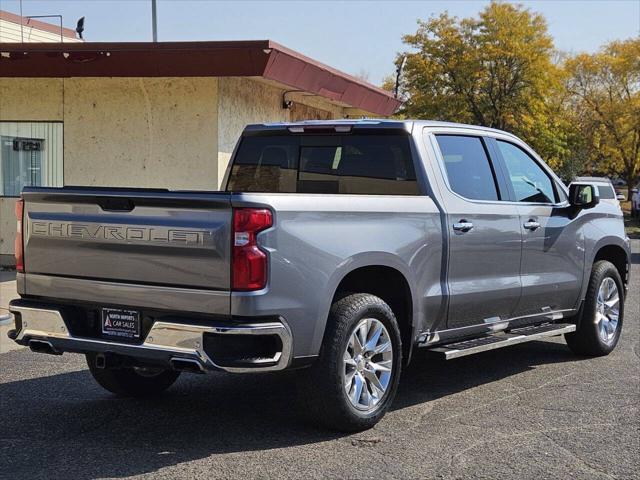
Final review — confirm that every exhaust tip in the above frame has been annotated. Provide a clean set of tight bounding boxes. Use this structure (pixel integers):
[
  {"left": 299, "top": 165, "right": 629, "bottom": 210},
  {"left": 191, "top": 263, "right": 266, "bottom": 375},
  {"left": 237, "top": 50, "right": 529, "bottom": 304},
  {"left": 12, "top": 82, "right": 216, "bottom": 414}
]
[
  {"left": 170, "top": 357, "right": 205, "bottom": 374},
  {"left": 28, "top": 339, "right": 61, "bottom": 355}
]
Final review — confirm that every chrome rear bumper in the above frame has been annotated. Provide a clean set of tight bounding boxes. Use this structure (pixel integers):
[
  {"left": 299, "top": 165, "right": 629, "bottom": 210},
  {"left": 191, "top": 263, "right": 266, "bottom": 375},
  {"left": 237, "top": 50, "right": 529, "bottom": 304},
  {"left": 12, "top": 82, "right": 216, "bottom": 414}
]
[{"left": 9, "top": 301, "right": 292, "bottom": 373}]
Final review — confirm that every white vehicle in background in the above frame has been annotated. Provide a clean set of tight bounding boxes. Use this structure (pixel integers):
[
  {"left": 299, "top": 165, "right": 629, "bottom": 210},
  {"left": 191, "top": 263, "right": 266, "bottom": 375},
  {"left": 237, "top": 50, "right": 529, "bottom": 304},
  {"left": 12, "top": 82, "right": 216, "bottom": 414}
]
[{"left": 574, "top": 177, "right": 623, "bottom": 209}]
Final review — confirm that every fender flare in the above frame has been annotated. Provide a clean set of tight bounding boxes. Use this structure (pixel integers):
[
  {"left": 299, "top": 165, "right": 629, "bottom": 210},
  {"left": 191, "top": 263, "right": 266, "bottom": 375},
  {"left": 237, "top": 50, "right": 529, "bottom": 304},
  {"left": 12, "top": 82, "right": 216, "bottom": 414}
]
[
  {"left": 580, "top": 235, "right": 631, "bottom": 304},
  {"left": 308, "top": 252, "right": 420, "bottom": 359}
]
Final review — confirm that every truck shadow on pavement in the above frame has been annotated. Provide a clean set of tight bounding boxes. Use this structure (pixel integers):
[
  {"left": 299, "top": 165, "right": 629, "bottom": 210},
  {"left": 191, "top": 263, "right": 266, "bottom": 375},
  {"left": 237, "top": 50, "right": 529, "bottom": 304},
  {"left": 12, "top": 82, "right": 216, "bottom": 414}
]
[{"left": 0, "top": 340, "right": 582, "bottom": 479}]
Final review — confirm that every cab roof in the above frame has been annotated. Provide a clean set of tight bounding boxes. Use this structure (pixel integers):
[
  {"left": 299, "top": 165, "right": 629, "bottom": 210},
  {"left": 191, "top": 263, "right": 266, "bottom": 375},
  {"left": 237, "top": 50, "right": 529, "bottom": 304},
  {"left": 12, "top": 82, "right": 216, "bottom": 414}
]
[{"left": 243, "top": 119, "right": 519, "bottom": 138}]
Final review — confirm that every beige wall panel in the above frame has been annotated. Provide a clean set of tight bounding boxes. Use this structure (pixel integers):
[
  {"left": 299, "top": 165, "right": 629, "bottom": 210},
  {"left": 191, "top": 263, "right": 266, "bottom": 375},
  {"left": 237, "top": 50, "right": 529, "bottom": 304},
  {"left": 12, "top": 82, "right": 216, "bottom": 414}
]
[
  {"left": 0, "top": 78, "right": 63, "bottom": 120},
  {"left": 63, "top": 77, "right": 219, "bottom": 190}
]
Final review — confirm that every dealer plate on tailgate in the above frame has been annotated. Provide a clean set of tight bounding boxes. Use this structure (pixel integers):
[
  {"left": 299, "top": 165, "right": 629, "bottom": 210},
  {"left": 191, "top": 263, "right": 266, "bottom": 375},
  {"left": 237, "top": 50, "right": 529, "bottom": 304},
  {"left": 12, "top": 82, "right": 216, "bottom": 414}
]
[{"left": 102, "top": 308, "right": 140, "bottom": 339}]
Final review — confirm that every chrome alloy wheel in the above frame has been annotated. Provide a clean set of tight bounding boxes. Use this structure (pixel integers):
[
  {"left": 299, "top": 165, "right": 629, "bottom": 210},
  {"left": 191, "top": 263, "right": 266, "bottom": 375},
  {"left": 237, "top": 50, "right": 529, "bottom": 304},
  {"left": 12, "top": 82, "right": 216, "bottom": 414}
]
[
  {"left": 343, "top": 318, "right": 394, "bottom": 411},
  {"left": 596, "top": 277, "right": 620, "bottom": 344}
]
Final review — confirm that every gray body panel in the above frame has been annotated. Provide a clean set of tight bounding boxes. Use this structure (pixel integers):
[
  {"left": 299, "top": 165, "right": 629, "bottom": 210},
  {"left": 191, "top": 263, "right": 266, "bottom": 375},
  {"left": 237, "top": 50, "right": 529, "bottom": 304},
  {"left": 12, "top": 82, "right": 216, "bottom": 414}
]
[
  {"left": 514, "top": 203, "right": 585, "bottom": 316},
  {"left": 15, "top": 120, "right": 631, "bottom": 364},
  {"left": 22, "top": 273, "right": 229, "bottom": 314},
  {"left": 229, "top": 194, "right": 443, "bottom": 357}
]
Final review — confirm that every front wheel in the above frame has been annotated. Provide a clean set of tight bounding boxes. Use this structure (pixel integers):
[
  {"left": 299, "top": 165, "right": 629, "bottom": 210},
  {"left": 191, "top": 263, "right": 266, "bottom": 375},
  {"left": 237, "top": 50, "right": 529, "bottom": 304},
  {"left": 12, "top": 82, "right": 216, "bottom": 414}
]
[
  {"left": 303, "top": 293, "right": 403, "bottom": 432},
  {"left": 565, "top": 260, "right": 624, "bottom": 356},
  {"left": 86, "top": 354, "right": 181, "bottom": 397}
]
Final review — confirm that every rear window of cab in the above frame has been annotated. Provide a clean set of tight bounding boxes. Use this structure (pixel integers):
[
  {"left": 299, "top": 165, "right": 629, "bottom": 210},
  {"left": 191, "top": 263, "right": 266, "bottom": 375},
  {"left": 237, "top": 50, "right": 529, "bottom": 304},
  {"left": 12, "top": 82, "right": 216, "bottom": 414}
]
[{"left": 226, "top": 134, "right": 420, "bottom": 195}]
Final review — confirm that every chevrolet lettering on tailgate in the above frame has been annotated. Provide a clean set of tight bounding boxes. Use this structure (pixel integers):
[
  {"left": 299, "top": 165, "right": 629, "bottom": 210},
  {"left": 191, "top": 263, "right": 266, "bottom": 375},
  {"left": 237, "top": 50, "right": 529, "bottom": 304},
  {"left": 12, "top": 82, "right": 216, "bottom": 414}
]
[{"left": 31, "top": 221, "right": 213, "bottom": 246}]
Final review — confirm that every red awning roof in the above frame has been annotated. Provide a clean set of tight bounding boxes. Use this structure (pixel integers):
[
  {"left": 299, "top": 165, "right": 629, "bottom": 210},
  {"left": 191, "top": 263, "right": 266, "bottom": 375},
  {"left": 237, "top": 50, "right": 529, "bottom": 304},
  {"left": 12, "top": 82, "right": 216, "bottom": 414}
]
[{"left": 0, "top": 40, "right": 400, "bottom": 116}]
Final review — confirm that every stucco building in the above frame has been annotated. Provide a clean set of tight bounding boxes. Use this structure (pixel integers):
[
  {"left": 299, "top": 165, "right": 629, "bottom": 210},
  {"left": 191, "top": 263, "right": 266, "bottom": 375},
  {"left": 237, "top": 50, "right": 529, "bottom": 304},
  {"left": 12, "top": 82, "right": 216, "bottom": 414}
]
[{"left": 0, "top": 16, "right": 399, "bottom": 266}]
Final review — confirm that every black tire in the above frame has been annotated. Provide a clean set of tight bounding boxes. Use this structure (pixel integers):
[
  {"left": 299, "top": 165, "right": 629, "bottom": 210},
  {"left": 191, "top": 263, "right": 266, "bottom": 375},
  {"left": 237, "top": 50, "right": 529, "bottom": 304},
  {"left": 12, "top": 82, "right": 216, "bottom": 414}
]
[
  {"left": 303, "top": 293, "right": 403, "bottom": 432},
  {"left": 565, "top": 260, "right": 624, "bottom": 356},
  {"left": 86, "top": 354, "right": 180, "bottom": 397}
]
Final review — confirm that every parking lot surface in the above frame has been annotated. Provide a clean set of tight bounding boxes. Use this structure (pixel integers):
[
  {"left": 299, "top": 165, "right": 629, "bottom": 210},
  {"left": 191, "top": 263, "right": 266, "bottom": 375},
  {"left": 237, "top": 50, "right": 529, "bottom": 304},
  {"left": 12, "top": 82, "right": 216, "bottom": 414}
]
[{"left": 1, "top": 241, "right": 638, "bottom": 479}]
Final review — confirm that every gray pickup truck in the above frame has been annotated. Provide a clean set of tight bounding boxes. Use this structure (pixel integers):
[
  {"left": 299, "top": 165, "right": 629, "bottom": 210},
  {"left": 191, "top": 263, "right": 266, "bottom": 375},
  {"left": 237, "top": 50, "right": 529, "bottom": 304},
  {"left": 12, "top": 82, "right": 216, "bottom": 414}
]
[{"left": 8, "top": 120, "right": 631, "bottom": 431}]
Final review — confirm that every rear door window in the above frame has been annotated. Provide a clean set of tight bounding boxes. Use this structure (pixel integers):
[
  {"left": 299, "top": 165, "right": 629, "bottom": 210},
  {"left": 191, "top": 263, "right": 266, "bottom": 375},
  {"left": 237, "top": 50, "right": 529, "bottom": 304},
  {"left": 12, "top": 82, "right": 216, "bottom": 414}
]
[
  {"left": 435, "top": 135, "right": 500, "bottom": 201},
  {"left": 226, "top": 134, "right": 419, "bottom": 195}
]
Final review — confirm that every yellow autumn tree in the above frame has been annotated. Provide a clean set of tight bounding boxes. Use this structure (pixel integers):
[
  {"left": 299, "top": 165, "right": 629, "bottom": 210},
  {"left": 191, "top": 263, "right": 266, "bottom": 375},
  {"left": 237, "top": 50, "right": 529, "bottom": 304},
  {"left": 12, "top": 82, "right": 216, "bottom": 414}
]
[
  {"left": 565, "top": 39, "right": 640, "bottom": 197},
  {"left": 393, "top": 1, "right": 568, "bottom": 170}
]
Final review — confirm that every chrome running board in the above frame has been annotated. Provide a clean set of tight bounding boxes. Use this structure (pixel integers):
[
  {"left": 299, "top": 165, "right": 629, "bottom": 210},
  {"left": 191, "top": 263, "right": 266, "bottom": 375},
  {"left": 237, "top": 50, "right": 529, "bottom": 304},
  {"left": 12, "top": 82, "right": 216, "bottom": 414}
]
[{"left": 426, "top": 323, "right": 576, "bottom": 360}]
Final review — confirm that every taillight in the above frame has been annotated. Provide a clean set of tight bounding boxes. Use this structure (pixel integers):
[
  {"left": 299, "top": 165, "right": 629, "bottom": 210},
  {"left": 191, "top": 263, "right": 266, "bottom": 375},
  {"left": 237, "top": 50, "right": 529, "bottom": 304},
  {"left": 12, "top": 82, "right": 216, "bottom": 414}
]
[
  {"left": 14, "top": 198, "right": 24, "bottom": 273},
  {"left": 232, "top": 208, "right": 272, "bottom": 291}
]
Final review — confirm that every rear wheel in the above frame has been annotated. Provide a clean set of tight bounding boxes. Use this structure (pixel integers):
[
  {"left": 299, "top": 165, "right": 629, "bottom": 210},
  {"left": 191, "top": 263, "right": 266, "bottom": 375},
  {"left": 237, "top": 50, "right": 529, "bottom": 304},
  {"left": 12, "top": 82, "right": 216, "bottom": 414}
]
[
  {"left": 86, "top": 354, "right": 180, "bottom": 397},
  {"left": 565, "top": 260, "right": 624, "bottom": 356},
  {"left": 303, "top": 293, "right": 402, "bottom": 432}
]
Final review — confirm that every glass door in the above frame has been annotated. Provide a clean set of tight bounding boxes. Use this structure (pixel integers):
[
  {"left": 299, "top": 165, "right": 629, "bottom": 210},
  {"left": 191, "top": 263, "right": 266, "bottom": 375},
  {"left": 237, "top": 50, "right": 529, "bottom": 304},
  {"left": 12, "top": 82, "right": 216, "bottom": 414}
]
[{"left": 1, "top": 136, "right": 43, "bottom": 196}]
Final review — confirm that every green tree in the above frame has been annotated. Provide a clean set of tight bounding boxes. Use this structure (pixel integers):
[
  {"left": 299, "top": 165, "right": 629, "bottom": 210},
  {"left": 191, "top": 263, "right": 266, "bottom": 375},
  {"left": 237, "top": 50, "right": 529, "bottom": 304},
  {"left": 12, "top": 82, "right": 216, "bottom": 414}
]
[
  {"left": 565, "top": 39, "right": 640, "bottom": 197},
  {"left": 394, "top": 1, "right": 567, "bottom": 169}
]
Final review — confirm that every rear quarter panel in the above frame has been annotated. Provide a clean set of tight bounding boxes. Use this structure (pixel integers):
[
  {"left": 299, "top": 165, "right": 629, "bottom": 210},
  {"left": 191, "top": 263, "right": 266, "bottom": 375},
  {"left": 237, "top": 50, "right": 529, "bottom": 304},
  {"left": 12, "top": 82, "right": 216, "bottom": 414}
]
[{"left": 229, "top": 193, "right": 443, "bottom": 358}]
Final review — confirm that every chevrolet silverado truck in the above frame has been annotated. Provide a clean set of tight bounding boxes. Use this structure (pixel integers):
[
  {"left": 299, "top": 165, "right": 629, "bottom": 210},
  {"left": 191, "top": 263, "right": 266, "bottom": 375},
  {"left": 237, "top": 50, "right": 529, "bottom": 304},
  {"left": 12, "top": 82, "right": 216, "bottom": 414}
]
[{"left": 8, "top": 120, "right": 631, "bottom": 431}]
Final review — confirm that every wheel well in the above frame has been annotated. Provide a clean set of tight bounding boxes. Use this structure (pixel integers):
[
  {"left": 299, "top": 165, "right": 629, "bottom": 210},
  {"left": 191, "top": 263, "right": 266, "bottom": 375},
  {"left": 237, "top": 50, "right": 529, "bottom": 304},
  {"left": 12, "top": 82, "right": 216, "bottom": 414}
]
[
  {"left": 594, "top": 245, "right": 628, "bottom": 286},
  {"left": 333, "top": 266, "right": 413, "bottom": 360}
]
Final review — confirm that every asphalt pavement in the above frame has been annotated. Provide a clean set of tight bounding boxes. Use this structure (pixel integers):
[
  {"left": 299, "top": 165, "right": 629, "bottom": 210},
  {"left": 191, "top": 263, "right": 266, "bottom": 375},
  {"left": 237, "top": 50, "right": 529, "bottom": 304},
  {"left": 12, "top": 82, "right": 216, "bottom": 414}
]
[{"left": 1, "top": 241, "right": 638, "bottom": 479}]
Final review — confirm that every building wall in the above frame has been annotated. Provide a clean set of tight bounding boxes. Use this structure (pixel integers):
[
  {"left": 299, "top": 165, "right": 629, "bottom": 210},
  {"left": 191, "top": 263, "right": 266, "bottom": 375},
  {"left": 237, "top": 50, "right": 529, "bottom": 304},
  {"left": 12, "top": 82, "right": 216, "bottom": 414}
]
[
  {"left": 63, "top": 77, "right": 219, "bottom": 190},
  {"left": 0, "top": 78, "right": 64, "bottom": 120}
]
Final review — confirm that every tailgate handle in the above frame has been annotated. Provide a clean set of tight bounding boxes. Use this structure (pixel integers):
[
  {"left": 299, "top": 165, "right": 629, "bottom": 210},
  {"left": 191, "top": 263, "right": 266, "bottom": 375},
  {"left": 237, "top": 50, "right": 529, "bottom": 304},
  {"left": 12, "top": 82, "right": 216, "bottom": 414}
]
[{"left": 98, "top": 197, "right": 134, "bottom": 212}]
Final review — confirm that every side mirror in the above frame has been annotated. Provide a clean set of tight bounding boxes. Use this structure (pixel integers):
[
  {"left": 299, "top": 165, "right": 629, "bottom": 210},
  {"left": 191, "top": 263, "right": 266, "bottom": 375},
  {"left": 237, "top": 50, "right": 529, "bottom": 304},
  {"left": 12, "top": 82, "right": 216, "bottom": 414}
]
[
  {"left": 569, "top": 183, "right": 599, "bottom": 209},
  {"left": 632, "top": 188, "right": 638, "bottom": 194},
  {"left": 616, "top": 193, "right": 626, "bottom": 201}
]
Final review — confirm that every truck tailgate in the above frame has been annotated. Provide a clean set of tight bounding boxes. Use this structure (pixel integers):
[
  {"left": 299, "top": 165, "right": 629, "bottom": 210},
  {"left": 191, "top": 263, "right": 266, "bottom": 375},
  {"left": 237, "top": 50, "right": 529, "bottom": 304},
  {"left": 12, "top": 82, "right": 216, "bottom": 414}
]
[{"left": 21, "top": 187, "right": 232, "bottom": 292}]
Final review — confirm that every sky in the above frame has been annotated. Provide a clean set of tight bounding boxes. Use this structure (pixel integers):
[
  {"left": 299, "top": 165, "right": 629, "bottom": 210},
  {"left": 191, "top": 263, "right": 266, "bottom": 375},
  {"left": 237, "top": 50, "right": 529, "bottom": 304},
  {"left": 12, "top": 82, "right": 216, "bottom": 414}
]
[{"left": 1, "top": 0, "right": 639, "bottom": 85}]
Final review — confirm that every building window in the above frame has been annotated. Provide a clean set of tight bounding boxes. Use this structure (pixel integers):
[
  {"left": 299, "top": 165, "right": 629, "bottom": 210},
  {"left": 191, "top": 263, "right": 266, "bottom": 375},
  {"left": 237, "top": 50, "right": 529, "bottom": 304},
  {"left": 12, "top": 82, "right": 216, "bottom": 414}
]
[{"left": 0, "top": 122, "right": 63, "bottom": 197}]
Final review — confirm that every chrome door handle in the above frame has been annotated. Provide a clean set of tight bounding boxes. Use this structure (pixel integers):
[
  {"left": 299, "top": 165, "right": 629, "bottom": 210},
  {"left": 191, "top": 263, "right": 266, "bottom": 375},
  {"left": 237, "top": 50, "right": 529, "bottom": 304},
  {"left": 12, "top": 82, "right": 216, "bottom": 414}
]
[
  {"left": 524, "top": 220, "right": 541, "bottom": 230},
  {"left": 453, "top": 221, "right": 474, "bottom": 232}
]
